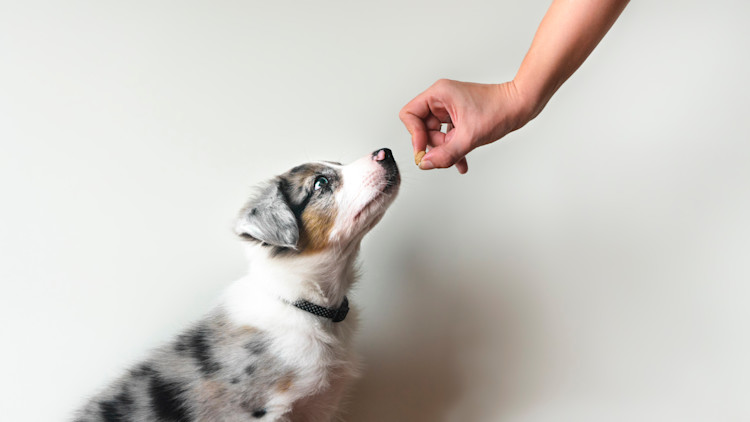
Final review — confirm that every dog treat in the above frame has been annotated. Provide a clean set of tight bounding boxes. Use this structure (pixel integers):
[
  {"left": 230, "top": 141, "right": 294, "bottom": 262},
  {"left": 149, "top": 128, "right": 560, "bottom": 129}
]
[{"left": 414, "top": 150, "right": 426, "bottom": 166}]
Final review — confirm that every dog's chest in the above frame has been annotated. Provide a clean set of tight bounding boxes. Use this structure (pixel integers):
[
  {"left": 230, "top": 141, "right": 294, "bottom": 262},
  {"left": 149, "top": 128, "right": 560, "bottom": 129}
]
[
  {"left": 271, "top": 322, "right": 356, "bottom": 391},
  {"left": 279, "top": 332, "right": 358, "bottom": 420},
  {"left": 245, "top": 321, "right": 357, "bottom": 421},
  {"left": 220, "top": 279, "right": 359, "bottom": 418},
  {"left": 194, "top": 309, "right": 357, "bottom": 420}
]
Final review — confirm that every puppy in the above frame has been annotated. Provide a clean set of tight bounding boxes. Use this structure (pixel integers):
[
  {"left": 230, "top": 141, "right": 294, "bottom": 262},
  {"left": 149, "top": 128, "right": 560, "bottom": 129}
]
[{"left": 74, "top": 148, "right": 400, "bottom": 422}]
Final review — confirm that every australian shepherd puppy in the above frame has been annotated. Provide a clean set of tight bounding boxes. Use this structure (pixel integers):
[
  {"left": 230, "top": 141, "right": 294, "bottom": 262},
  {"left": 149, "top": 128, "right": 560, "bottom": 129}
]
[{"left": 74, "top": 148, "right": 400, "bottom": 422}]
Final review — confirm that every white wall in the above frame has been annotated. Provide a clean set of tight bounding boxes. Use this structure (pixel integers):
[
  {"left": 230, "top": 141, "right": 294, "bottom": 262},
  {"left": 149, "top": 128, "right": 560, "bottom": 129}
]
[{"left": 1, "top": 1, "right": 749, "bottom": 420}]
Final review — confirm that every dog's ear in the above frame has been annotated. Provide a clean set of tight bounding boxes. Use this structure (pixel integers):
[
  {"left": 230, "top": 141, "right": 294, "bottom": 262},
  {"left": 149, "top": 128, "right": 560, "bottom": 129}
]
[{"left": 235, "top": 180, "right": 299, "bottom": 249}]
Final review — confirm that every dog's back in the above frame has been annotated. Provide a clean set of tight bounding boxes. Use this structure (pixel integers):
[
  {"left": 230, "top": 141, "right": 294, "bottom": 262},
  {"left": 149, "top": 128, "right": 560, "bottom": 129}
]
[{"left": 75, "top": 309, "right": 291, "bottom": 421}]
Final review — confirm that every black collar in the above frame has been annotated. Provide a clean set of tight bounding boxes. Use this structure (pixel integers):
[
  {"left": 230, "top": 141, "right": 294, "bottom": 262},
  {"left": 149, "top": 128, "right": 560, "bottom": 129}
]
[{"left": 291, "top": 296, "right": 349, "bottom": 323}]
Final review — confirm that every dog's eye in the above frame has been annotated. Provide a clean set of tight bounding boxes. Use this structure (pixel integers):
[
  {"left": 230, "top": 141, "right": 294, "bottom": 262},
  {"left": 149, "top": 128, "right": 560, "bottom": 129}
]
[{"left": 314, "top": 176, "right": 329, "bottom": 191}]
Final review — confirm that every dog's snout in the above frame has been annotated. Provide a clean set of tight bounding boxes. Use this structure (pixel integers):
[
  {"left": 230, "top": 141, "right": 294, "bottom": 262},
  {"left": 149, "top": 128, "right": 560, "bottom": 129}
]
[
  {"left": 370, "top": 148, "right": 399, "bottom": 190},
  {"left": 372, "top": 148, "right": 394, "bottom": 163}
]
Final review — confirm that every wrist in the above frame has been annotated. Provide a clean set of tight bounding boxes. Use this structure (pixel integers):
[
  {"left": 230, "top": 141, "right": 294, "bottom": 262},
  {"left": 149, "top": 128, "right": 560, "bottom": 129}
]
[
  {"left": 488, "top": 81, "right": 539, "bottom": 139},
  {"left": 509, "top": 77, "right": 551, "bottom": 122}
]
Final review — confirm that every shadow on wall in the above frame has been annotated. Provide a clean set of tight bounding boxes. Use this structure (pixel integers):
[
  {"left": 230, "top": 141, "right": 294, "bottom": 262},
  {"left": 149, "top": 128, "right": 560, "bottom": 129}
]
[{"left": 345, "top": 241, "right": 544, "bottom": 421}]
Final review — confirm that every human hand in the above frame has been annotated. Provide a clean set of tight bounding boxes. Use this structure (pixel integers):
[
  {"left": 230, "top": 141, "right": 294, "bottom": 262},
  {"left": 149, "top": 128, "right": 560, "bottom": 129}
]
[{"left": 399, "top": 79, "right": 537, "bottom": 174}]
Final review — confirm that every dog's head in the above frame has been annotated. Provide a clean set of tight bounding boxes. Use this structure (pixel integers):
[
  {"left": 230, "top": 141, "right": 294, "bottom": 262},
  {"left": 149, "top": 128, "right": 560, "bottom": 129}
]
[{"left": 235, "top": 148, "right": 400, "bottom": 255}]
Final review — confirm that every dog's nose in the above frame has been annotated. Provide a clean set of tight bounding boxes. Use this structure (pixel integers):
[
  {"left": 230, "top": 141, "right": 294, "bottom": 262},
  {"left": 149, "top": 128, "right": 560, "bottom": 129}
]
[
  {"left": 371, "top": 147, "right": 400, "bottom": 184},
  {"left": 372, "top": 148, "right": 394, "bottom": 162}
]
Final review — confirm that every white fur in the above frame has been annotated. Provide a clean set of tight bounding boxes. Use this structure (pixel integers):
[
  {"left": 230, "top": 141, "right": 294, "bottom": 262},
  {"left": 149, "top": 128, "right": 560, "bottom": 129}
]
[
  {"left": 220, "top": 152, "right": 398, "bottom": 421},
  {"left": 330, "top": 154, "right": 396, "bottom": 243}
]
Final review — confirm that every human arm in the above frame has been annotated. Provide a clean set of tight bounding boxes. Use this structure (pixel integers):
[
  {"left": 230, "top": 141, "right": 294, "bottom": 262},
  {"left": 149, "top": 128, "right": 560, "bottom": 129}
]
[{"left": 399, "top": 0, "right": 630, "bottom": 173}]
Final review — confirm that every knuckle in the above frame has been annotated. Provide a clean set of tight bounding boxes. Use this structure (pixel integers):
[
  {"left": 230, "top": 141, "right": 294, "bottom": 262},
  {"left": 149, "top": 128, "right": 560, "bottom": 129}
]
[{"left": 434, "top": 78, "right": 455, "bottom": 89}]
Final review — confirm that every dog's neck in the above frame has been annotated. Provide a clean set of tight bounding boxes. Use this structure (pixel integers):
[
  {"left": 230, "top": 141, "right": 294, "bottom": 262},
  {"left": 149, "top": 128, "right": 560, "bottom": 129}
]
[{"left": 245, "top": 243, "right": 360, "bottom": 309}]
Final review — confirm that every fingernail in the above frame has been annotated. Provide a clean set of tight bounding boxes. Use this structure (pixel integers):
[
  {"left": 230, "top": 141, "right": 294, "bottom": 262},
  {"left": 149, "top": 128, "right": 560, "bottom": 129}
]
[
  {"left": 414, "top": 150, "right": 426, "bottom": 166},
  {"left": 419, "top": 159, "right": 434, "bottom": 170}
]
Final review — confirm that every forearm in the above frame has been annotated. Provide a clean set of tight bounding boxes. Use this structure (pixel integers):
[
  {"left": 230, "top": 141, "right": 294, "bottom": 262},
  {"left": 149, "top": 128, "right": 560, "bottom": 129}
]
[{"left": 514, "top": 0, "right": 629, "bottom": 116}]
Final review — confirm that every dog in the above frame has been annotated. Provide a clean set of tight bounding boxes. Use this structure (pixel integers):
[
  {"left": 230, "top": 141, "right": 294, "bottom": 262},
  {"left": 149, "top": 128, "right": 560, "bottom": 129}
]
[{"left": 74, "top": 148, "right": 400, "bottom": 422}]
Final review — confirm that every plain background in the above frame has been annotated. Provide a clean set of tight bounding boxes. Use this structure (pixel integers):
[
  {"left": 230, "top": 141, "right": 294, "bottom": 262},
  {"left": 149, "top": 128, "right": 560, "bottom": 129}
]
[{"left": 1, "top": 1, "right": 749, "bottom": 420}]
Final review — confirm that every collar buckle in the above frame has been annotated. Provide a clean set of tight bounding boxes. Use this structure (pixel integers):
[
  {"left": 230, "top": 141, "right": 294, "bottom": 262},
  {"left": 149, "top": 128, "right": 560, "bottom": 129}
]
[{"left": 331, "top": 297, "right": 349, "bottom": 323}]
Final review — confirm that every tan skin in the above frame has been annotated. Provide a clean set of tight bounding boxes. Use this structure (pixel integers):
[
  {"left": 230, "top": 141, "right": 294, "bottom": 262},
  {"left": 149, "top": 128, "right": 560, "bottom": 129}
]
[{"left": 400, "top": 0, "right": 630, "bottom": 174}]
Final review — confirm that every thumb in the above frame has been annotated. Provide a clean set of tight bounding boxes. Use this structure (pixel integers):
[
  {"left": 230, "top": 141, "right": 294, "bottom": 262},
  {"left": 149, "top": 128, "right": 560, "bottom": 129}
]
[{"left": 419, "top": 130, "right": 471, "bottom": 170}]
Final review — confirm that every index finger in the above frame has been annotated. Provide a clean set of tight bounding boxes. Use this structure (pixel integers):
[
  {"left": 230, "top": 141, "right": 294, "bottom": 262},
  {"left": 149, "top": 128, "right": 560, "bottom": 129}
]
[{"left": 399, "top": 97, "right": 431, "bottom": 155}]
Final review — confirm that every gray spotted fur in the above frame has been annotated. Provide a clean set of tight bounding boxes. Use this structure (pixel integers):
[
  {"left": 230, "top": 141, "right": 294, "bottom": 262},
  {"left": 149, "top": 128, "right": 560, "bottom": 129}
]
[{"left": 74, "top": 309, "right": 292, "bottom": 422}]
